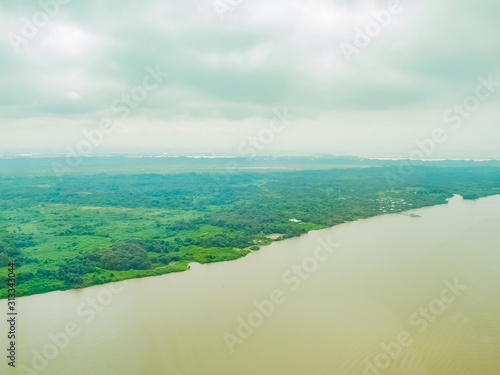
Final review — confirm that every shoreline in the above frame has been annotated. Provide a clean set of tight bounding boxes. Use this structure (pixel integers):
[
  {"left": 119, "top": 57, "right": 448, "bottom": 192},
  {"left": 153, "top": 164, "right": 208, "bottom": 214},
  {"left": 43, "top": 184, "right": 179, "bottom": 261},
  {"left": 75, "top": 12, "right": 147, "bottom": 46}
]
[{"left": 5, "top": 193, "right": 498, "bottom": 301}]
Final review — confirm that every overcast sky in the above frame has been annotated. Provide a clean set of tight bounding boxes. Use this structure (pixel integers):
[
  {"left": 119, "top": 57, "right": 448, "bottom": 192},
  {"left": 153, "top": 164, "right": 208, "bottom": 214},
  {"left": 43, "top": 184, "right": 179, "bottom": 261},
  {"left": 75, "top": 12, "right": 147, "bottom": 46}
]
[{"left": 0, "top": 0, "right": 499, "bottom": 158}]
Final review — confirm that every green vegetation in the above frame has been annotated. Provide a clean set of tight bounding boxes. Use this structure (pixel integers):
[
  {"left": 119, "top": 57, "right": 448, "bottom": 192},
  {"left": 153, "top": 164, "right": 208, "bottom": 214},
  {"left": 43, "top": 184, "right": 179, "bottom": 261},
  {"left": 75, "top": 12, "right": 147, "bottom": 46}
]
[{"left": 1, "top": 159, "right": 499, "bottom": 298}]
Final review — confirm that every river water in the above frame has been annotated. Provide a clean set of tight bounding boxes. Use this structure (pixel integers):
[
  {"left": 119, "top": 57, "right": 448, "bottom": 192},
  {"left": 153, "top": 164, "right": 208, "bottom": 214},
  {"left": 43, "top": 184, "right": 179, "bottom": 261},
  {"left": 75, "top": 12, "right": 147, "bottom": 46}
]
[{"left": 2, "top": 195, "right": 500, "bottom": 374}]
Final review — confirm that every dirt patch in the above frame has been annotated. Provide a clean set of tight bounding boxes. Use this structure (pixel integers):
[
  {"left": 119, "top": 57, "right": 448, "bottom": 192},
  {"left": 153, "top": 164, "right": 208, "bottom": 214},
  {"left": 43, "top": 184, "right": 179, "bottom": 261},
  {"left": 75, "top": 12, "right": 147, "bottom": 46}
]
[
  {"left": 265, "top": 233, "right": 283, "bottom": 240},
  {"left": 80, "top": 206, "right": 131, "bottom": 211}
]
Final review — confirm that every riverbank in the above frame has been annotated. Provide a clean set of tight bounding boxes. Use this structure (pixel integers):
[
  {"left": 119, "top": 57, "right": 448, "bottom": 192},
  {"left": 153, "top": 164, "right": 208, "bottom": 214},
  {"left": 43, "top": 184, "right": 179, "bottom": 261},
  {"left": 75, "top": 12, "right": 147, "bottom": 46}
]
[
  {"left": 1, "top": 166, "right": 500, "bottom": 299},
  {"left": 3, "top": 194, "right": 500, "bottom": 374}
]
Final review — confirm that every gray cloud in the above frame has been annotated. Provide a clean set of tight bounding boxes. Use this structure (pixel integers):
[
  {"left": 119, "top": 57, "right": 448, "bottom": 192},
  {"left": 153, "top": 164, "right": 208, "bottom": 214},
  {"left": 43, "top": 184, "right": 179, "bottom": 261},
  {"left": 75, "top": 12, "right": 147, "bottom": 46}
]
[{"left": 0, "top": 0, "right": 499, "bottom": 157}]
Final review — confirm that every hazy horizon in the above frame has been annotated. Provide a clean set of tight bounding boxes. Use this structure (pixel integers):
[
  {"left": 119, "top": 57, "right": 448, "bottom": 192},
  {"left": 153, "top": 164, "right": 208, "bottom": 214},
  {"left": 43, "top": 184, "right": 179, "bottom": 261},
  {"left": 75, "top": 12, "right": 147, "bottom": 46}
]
[{"left": 1, "top": 149, "right": 500, "bottom": 160}]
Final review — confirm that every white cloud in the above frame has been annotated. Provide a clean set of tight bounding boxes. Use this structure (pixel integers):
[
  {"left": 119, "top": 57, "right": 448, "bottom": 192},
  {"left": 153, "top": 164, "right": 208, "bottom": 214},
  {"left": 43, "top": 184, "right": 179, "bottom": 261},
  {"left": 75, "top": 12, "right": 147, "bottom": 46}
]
[{"left": 40, "top": 23, "right": 106, "bottom": 59}]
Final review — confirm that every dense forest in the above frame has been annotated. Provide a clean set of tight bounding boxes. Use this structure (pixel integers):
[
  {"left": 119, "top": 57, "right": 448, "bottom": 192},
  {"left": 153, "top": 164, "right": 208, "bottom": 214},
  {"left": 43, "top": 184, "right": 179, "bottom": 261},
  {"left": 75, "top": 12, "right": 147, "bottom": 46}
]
[{"left": 1, "top": 160, "right": 500, "bottom": 298}]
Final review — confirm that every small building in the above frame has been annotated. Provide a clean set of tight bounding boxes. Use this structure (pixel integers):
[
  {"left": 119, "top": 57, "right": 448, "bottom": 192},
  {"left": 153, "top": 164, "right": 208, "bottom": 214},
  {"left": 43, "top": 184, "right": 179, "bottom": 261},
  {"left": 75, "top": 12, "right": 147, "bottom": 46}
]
[{"left": 289, "top": 218, "right": 302, "bottom": 223}]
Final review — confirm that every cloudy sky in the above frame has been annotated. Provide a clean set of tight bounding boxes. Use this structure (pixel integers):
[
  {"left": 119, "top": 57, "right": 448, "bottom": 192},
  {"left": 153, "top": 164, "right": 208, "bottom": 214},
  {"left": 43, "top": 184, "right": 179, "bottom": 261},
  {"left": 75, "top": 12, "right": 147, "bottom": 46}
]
[{"left": 0, "top": 0, "right": 499, "bottom": 158}]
